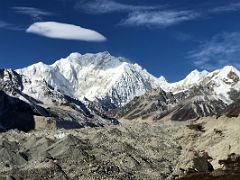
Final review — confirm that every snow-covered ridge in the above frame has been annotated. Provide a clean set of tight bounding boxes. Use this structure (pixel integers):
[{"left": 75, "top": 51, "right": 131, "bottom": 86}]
[
  {"left": 165, "top": 65, "right": 240, "bottom": 104},
  {"left": 16, "top": 52, "right": 160, "bottom": 107},
  {"left": 16, "top": 51, "right": 240, "bottom": 107}
]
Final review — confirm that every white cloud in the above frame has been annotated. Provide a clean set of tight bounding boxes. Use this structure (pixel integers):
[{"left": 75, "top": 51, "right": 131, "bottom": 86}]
[
  {"left": 120, "top": 10, "right": 199, "bottom": 27},
  {"left": 12, "top": 7, "right": 53, "bottom": 21},
  {"left": 76, "top": 0, "right": 159, "bottom": 14},
  {"left": 189, "top": 32, "right": 240, "bottom": 70},
  {"left": 26, "top": 21, "right": 107, "bottom": 42}
]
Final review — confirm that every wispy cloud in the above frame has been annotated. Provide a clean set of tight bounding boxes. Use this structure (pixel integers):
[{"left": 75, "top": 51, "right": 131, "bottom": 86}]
[
  {"left": 12, "top": 7, "right": 54, "bottom": 21},
  {"left": 0, "top": 21, "right": 9, "bottom": 28},
  {"left": 75, "top": 0, "right": 160, "bottom": 14},
  {"left": 0, "top": 20, "right": 24, "bottom": 31},
  {"left": 212, "top": 2, "right": 240, "bottom": 13},
  {"left": 76, "top": 0, "right": 200, "bottom": 27},
  {"left": 26, "top": 21, "right": 107, "bottom": 42},
  {"left": 189, "top": 32, "right": 240, "bottom": 70},
  {"left": 75, "top": 1, "right": 240, "bottom": 28},
  {"left": 120, "top": 10, "right": 199, "bottom": 27}
]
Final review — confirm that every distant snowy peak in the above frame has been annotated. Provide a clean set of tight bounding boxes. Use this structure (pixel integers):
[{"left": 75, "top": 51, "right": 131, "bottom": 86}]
[
  {"left": 164, "top": 65, "right": 240, "bottom": 104},
  {"left": 158, "top": 76, "right": 171, "bottom": 92},
  {"left": 184, "top": 69, "right": 209, "bottom": 84},
  {"left": 167, "top": 66, "right": 240, "bottom": 91},
  {"left": 159, "top": 76, "right": 167, "bottom": 82},
  {"left": 168, "top": 69, "right": 209, "bottom": 92},
  {"left": 17, "top": 52, "right": 160, "bottom": 108},
  {"left": 209, "top": 65, "right": 240, "bottom": 83},
  {"left": 204, "top": 66, "right": 240, "bottom": 104}
]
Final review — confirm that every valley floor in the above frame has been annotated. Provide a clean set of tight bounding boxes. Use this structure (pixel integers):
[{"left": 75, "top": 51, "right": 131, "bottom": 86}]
[{"left": 0, "top": 116, "right": 240, "bottom": 180}]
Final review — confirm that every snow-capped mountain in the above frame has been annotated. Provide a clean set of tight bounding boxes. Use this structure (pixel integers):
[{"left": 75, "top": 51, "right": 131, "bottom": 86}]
[
  {"left": 202, "top": 66, "right": 240, "bottom": 104},
  {"left": 160, "top": 66, "right": 240, "bottom": 103},
  {"left": 16, "top": 51, "right": 240, "bottom": 116},
  {"left": 113, "top": 66, "right": 240, "bottom": 121},
  {"left": 1, "top": 51, "right": 238, "bottom": 124},
  {"left": 0, "top": 69, "right": 118, "bottom": 131},
  {"left": 168, "top": 69, "right": 209, "bottom": 92},
  {"left": 17, "top": 52, "right": 159, "bottom": 108}
]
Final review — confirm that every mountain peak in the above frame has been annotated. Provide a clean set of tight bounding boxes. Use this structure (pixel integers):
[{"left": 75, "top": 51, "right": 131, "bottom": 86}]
[
  {"left": 16, "top": 52, "right": 159, "bottom": 108},
  {"left": 97, "top": 51, "right": 111, "bottom": 56},
  {"left": 186, "top": 69, "right": 209, "bottom": 78},
  {"left": 172, "top": 69, "right": 209, "bottom": 87},
  {"left": 159, "top": 76, "right": 167, "bottom": 82},
  {"left": 220, "top": 65, "right": 240, "bottom": 75},
  {"left": 68, "top": 52, "right": 82, "bottom": 59},
  {"left": 33, "top": 61, "right": 48, "bottom": 67},
  {"left": 211, "top": 65, "right": 240, "bottom": 80}
]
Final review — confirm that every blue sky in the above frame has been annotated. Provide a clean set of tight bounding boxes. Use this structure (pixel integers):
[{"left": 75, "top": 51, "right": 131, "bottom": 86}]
[{"left": 1, "top": 0, "right": 240, "bottom": 82}]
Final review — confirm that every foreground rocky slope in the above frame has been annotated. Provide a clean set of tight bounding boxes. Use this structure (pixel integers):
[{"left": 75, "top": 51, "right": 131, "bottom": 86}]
[
  {"left": 0, "top": 116, "right": 240, "bottom": 179},
  {"left": 0, "top": 122, "right": 181, "bottom": 180}
]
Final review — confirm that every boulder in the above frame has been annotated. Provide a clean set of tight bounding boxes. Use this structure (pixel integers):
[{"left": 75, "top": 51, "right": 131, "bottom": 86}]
[{"left": 34, "top": 116, "right": 56, "bottom": 131}]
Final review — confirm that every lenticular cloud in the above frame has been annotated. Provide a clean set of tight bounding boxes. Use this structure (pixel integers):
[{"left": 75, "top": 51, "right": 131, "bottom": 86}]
[{"left": 26, "top": 21, "right": 107, "bottom": 42}]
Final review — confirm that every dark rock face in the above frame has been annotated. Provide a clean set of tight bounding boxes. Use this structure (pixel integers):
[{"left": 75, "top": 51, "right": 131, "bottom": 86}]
[
  {"left": 113, "top": 86, "right": 229, "bottom": 121},
  {"left": 171, "top": 100, "right": 227, "bottom": 121},
  {"left": 192, "top": 156, "right": 214, "bottom": 172},
  {"left": 226, "top": 102, "right": 240, "bottom": 118},
  {"left": 219, "top": 153, "right": 240, "bottom": 172},
  {"left": 0, "top": 91, "right": 35, "bottom": 132},
  {"left": 179, "top": 154, "right": 240, "bottom": 180},
  {"left": 225, "top": 90, "right": 240, "bottom": 117},
  {"left": 0, "top": 69, "right": 23, "bottom": 92},
  {"left": 171, "top": 86, "right": 228, "bottom": 121},
  {"left": 112, "top": 89, "right": 177, "bottom": 120},
  {"left": 227, "top": 71, "right": 240, "bottom": 83}
]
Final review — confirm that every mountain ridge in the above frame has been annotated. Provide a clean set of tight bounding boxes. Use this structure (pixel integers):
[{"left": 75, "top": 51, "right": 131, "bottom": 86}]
[
  {"left": 16, "top": 52, "right": 240, "bottom": 108},
  {"left": 16, "top": 52, "right": 160, "bottom": 108},
  {"left": 0, "top": 51, "right": 238, "bottom": 125}
]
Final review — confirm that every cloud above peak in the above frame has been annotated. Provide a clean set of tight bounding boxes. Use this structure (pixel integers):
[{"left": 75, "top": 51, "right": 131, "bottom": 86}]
[
  {"left": 76, "top": 1, "right": 240, "bottom": 29},
  {"left": 76, "top": 0, "right": 199, "bottom": 28},
  {"left": 212, "top": 2, "right": 240, "bottom": 13},
  {"left": 12, "top": 6, "right": 53, "bottom": 21},
  {"left": 26, "top": 21, "right": 107, "bottom": 42},
  {"left": 120, "top": 10, "right": 199, "bottom": 27},
  {"left": 189, "top": 32, "right": 240, "bottom": 70},
  {"left": 76, "top": 0, "right": 160, "bottom": 14}
]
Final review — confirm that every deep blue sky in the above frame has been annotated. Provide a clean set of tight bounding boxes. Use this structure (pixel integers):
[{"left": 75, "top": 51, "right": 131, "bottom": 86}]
[{"left": 1, "top": 0, "right": 240, "bottom": 82}]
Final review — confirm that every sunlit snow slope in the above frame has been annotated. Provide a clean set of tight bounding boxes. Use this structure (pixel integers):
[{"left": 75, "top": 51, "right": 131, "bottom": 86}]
[{"left": 17, "top": 52, "right": 159, "bottom": 107}]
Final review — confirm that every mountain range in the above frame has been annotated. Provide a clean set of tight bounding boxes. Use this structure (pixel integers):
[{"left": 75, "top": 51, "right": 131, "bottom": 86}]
[{"left": 1, "top": 52, "right": 240, "bottom": 131}]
